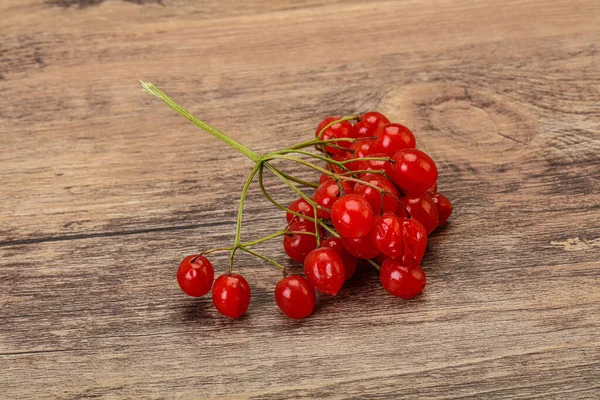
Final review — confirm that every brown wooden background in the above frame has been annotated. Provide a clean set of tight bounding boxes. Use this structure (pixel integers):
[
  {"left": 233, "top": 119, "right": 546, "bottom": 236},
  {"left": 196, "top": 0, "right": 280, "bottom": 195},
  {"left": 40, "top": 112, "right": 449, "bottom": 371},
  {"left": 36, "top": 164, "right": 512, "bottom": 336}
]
[{"left": 1, "top": 0, "right": 599, "bottom": 398}]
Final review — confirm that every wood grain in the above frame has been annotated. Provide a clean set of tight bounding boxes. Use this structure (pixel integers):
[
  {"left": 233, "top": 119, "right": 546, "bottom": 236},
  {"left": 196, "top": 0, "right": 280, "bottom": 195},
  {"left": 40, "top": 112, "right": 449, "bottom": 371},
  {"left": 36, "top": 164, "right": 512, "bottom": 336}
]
[{"left": 1, "top": 0, "right": 599, "bottom": 398}]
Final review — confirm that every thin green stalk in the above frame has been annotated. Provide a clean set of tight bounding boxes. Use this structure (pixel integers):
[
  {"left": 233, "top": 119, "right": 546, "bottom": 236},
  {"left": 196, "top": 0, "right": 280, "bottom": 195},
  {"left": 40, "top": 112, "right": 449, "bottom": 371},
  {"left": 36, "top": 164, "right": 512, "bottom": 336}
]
[
  {"left": 238, "top": 247, "right": 285, "bottom": 271},
  {"left": 366, "top": 259, "right": 381, "bottom": 271}
]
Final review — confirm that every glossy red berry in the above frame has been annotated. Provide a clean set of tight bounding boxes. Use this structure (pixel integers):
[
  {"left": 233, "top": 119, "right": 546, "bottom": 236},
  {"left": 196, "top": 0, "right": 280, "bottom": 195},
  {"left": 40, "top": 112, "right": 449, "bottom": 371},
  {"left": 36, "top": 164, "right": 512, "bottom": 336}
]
[
  {"left": 352, "top": 112, "right": 390, "bottom": 138},
  {"left": 322, "top": 237, "right": 357, "bottom": 280},
  {"left": 400, "top": 217, "right": 428, "bottom": 265},
  {"left": 340, "top": 234, "right": 381, "bottom": 259},
  {"left": 374, "top": 123, "right": 416, "bottom": 156},
  {"left": 313, "top": 180, "right": 353, "bottom": 219},
  {"left": 331, "top": 194, "right": 374, "bottom": 239},
  {"left": 389, "top": 149, "right": 438, "bottom": 194},
  {"left": 369, "top": 213, "right": 404, "bottom": 258},
  {"left": 400, "top": 193, "right": 439, "bottom": 235},
  {"left": 432, "top": 193, "right": 453, "bottom": 226},
  {"left": 286, "top": 198, "right": 315, "bottom": 223},
  {"left": 212, "top": 274, "right": 251, "bottom": 318},
  {"left": 283, "top": 221, "right": 322, "bottom": 263},
  {"left": 304, "top": 248, "right": 346, "bottom": 295},
  {"left": 275, "top": 275, "right": 316, "bottom": 319},
  {"left": 345, "top": 138, "right": 379, "bottom": 171},
  {"left": 353, "top": 174, "right": 400, "bottom": 215},
  {"left": 356, "top": 152, "right": 394, "bottom": 177},
  {"left": 177, "top": 255, "right": 215, "bottom": 297},
  {"left": 380, "top": 259, "right": 426, "bottom": 299},
  {"left": 315, "top": 116, "right": 354, "bottom": 155}
]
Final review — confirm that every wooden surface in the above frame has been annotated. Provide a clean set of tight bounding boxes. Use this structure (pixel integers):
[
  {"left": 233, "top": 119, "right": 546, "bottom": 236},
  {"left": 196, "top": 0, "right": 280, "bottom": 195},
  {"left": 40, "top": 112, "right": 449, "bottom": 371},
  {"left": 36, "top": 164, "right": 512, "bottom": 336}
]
[{"left": 1, "top": 0, "right": 600, "bottom": 398}]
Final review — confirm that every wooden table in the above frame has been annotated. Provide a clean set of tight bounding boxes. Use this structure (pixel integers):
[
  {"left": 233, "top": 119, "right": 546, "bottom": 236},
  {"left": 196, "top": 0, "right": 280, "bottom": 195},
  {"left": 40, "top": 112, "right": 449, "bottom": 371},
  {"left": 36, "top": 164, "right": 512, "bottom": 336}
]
[{"left": 2, "top": 1, "right": 599, "bottom": 398}]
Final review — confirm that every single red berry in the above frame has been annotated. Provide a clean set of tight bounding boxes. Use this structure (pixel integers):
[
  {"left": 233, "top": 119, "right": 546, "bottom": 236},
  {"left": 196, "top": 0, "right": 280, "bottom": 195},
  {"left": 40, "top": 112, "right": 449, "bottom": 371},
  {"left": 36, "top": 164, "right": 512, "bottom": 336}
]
[
  {"left": 283, "top": 221, "right": 322, "bottom": 263},
  {"left": 212, "top": 273, "right": 251, "bottom": 318},
  {"left": 389, "top": 149, "right": 438, "bottom": 194},
  {"left": 286, "top": 198, "right": 315, "bottom": 224},
  {"left": 322, "top": 237, "right": 357, "bottom": 280},
  {"left": 400, "top": 217, "right": 428, "bottom": 265},
  {"left": 356, "top": 152, "right": 394, "bottom": 177},
  {"left": 313, "top": 180, "right": 353, "bottom": 219},
  {"left": 304, "top": 248, "right": 346, "bottom": 295},
  {"left": 319, "top": 173, "right": 332, "bottom": 184},
  {"left": 431, "top": 193, "right": 453, "bottom": 226},
  {"left": 351, "top": 112, "right": 390, "bottom": 138},
  {"left": 380, "top": 259, "right": 426, "bottom": 299},
  {"left": 369, "top": 213, "right": 404, "bottom": 258},
  {"left": 374, "top": 123, "right": 416, "bottom": 156},
  {"left": 275, "top": 275, "right": 316, "bottom": 319},
  {"left": 400, "top": 193, "right": 439, "bottom": 235},
  {"left": 340, "top": 234, "right": 381, "bottom": 259},
  {"left": 353, "top": 174, "right": 400, "bottom": 215},
  {"left": 345, "top": 138, "right": 379, "bottom": 171},
  {"left": 315, "top": 116, "right": 354, "bottom": 155},
  {"left": 331, "top": 194, "right": 374, "bottom": 239},
  {"left": 177, "top": 255, "right": 215, "bottom": 297}
]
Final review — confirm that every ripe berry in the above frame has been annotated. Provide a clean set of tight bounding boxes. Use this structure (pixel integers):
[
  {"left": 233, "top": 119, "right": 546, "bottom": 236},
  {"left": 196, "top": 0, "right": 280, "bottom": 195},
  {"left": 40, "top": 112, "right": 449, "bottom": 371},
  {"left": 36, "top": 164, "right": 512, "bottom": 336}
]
[
  {"left": 400, "top": 217, "right": 427, "bottom": 265},
  {"left": 340, "top": 234, "right": 381, "bottom": 259},
  {"left": 431, "top": 193, "right": 453, "bottom": 226},
  {"left": 315, "top": 116, "right": 354, "bottom": 155},
  {"left": 356, "top": 152, "right": 394, "bottom": 177},
  {"left": 370, "top": 213, "right": 404, "bottom": 258},
  {"left": 380, "top": 259, "right": 426, "bottom": 299},
  {"left": 374, "top": 123, "right": 416, "bottom": 156},
  {"left": 212, "top": 273, "right": 251, "bottom": 318},
  {"left": 313, "top": 180, "right": 353, "bottom": 219},
  {"left": 304, "top": 248, "right": 346, "bottom": 295},
  {"left": 352, "top": 111, "right": 390, "bottom": 138},
  {"left": 286, "top": 198, "right": 315, "bottom": 223},
  {"left": 389, "top": 149, "right": 438, "bottom": 194},
  {"left": 322, "top": 237, "right": 357, "bottom": 280},
  {"left": 275, "top": 275, "right": 316, "bottom": 319},
  {"left": 400, "top": 193, "right": 439, "bottom": 235},
  {"left": 283, "top": 221, "right": 322, "bottom": 263},
  {"left": 331, "top": 194, "right": 374, "bottom": 239},
  {"left": 353, "top": 174, "right": 400, "bottom": 215},
  {"left": 177, "top": 255, "right": 215, "bottom": 297},
  {"left": 345, "top": 138, "right": 379, "bottom": 171}
]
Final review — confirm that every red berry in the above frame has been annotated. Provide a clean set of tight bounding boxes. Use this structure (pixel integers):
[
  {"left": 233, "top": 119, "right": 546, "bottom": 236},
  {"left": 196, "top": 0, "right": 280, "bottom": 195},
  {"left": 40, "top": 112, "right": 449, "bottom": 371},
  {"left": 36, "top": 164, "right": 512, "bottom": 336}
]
[
  {"left": 356, "top": 152, "right": 394, "bottom": 177},
  {"left": 177, "top": 255, "right": 215, "bottom": 297},
  {"left": 212, "top": 274, "right": 251, "bottom": 318},
  {"left": 319, "top": 173, "right": 332, "bottom": 184},
  {"left": 426, "top": 182, "right": 437, "bottom": 195},
  {"left": 304, "top": 248, "right": 346, "bottom": 295},
  {"left": 374, "top": 123, "right": 416, "bottom": 156},
  {"left": 275, "top": 275, "right": 316, "bottom": 319},
  {"left": 286, "top": 198, "right": 315, "bottom": 224},
  {"left": 431, "top": 193, "right": 453, "bottom": 226},
  {"left": 369, "top": 213, "right": 404, "bottom": 258},
  {"left": 352, "top": 112, "right": 390, "bottom": 138},
  {"left": 389, "top": 149, "right": 438, "bottom": 194},
  {"left": 353, "top": 174, "right": 400, "bottom": 215},
  {"left": 322, "top": 237, "right": 357, "bottom": 280},
  {"left": 400, "top": 218, "right": 428, "bottom": 265},
  {"left": 283, "top": 221, "right": 322, "bottom": 263},
  {"left": 313, "top": 180, "right": 353, "bottom": 219},
  {"left": 315, "top": 116, "right": 353, "bottom": 155},
  {"left": 340, "top": 234, "right": 381, "bottom": 259},
  {"left": 400, "top": 193, "right": 439, "bottom": 235},
  {"left": 380, "top": 259, "right": 426, "bottom": 299},
  {"left": 331, "top": 194, "right": 374, "bottom": 239},
  {"left": 345, "top": 138, "right": 379, "bottom": 171}
]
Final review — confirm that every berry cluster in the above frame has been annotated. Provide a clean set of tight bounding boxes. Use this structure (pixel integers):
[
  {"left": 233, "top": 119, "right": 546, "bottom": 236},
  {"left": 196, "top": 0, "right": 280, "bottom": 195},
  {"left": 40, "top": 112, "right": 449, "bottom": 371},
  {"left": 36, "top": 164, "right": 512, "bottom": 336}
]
[{"left": 142, "top": 82, "right": 452, "bottom": 320}]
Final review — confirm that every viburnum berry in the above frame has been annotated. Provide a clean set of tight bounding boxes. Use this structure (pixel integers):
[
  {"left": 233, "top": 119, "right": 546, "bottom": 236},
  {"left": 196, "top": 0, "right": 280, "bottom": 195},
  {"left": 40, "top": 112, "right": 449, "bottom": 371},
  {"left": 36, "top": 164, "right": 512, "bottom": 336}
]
[
  {"left": 431, "top": 193, "right": 453, "bottom": 226},
  {"left": 380, "top": 259, "right": 426, "bottom": 299},
  {"left": 400, "top": 217, "right": 428, "bottom": 265},
  {"left": 315, "top": 116, "right": 354, "bottom": 155},
  {"left": 340, "top": 234, "right": 381, "bottom": 259},
  {"left": 212, "top": 273, "right": 251, "bottom": 318},
  {"left": 330, "top": 194, "right": 374, "bottom": 239},
  {"left": 286, "top": 198, "right": 315, "bottom": 223},
  {"left": 389, "top": 148, "right": 438, "bottom": 194},
  {"left": 400, "top": 193, "right": 439, "bottom": 235},
  {"left": 313, "top": 179, "right": 353, "bottom": 219},
  {"left": 374, "top": 123, "right": 416, "bottom": 156},
  {"left": 275, "top": 275, "right": 316, "bottom": 319},
  {"left": 345, "top": 139, "right": 379, "bottom": 171},
  {"left": 356, "top": 152, "right": 394, "bottom": 177},
  {"left": 352, "top": 111, "right": 390, "bottom": 138},
  {"left": 321, "top": 237, "right": 357, "bottom": 280},
  {"left": 370, "top": 213, "right": 404, "bottom": 258},
  {"left": 353, "top": 174, "right": 399, "bottom": 215},
  {"left": 177, "top": 255, "right": 215, "bottom": 297},
  {"left": 283, "top": 220, "right": 322, "bottom": 263},
  {"left": 304, "top": 248, "right": 346, "bottom": 295}
]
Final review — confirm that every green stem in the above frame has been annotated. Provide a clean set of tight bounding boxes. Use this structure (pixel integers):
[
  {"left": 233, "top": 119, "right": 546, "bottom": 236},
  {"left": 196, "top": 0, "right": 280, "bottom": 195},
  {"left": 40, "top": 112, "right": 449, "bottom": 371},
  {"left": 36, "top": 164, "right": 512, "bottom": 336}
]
[
  {"left": 366, "top": 259, "right": 381, "bottom": 271},
  {"left": 238, "top": 247, "right": 285, "bottom": 271},
  {"left": 316, "top": 116, "right": 360, "bottom": 140},
  {"left": 277, "top": 170, "right": 319, "bottom": 188}
]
